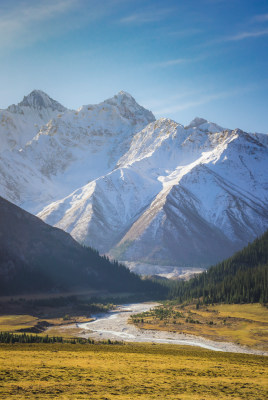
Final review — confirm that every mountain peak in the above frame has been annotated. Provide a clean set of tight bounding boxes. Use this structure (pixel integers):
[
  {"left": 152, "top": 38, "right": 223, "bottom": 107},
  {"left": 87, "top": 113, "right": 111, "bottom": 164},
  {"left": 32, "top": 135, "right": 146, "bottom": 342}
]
[
  {"left": 186, "top": 117, "right": 208, "bottom": 129},
  {"left": 17, "top": 90, "right": 66, "bottom": 112},
  {"left": 111, "top": 91, "right": 139, "bottom": 106},
  {"left": 185, "top": 117, "right": 224, "bottom": 133},
  {"left": 117, "top": 90, "right": 134, "bottom": 99},
  {"left": 102, "top": 91, "right": 155, "bottom": 124}
]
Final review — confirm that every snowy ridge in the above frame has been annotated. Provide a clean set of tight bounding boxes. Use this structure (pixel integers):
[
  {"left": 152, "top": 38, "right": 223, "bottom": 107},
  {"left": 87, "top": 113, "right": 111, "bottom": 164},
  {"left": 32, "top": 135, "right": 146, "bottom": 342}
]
[
  {"left": 0, "top": 90, "right": 267, "bottom": 269},
  {"left": 0, "top": 90, "right": 67, "bottom": 152},
  {"left": 0, "top": 90, "right": 155, "bottom": 212},
  {"left": 16, "top": 90, "right": 66, "bottom": 111},
  {"left": 37, "top": 118, "right": 268, "bottom": 267}
]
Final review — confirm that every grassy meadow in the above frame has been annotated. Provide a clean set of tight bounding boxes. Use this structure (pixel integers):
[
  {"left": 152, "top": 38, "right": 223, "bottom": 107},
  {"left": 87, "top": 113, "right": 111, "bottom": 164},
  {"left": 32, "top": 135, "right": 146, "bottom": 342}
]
[
  {"left": 0, "top": 301, "right": 267, "bottom": 399},
  {"left": 130, "top": 303, "right": 268, "bottom": 351},
  {"left": 0, "top": 342, "right": 267, "bottom": 399},
  {"left": 0, "top": 314, "right": 39, "bottom": 332}
]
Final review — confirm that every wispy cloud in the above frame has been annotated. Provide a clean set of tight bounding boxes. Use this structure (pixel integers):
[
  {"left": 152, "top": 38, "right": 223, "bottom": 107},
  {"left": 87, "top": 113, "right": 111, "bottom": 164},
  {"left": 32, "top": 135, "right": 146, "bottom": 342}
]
[
  {"left": 120, "top": 8, "right": 172, "bottom": 24},
  {"left": 151, "top": 58, "right": 188, "bottom": 68},
  {"left": 227, "top": 29, "right": 268, "bottom": 41},
  {"left": 155, "top": 93, "right": 226, "bottom": 114},
  {"left": 150, "top": 55, "right": 205, "bottom": 69},
  {"left": 0, "top": 0, "right": 77, "bottom": 31},
  {"left": 167, "top": 28, "right": 203, "bottom": 38},
  {"left": 0, "top": 0, "right": 78, "bottom": 48},
  {"left": 153, "top": 86, "right": 257, "bottom": 115},
  {"left": 0, "top": 0, "right": 128, "bottom": 50},
  {"left": 142, "top": 89, "right": 204, "bottom": 110},
  {"left": 203, "top": 28, "right": 268, "bottom": 47},
  {"left": 252, "top": 13, "right": 268, "bottom": 23}
]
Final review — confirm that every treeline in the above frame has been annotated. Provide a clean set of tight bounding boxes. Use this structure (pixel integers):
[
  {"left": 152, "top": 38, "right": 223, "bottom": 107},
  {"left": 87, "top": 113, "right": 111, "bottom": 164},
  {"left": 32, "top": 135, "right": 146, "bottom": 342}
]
[
  {"left": 0, "top": 332, "right": 122, "bottom": 345},
  {"left": 89, "top": 251, "right": 164, "bottom": 295},
  {"left": 168, "top": 230, "right": 268, "bottom": 304},
  {"left": 0, "top": 243, "right": 166, "bottom": 298},
  {"left": 25, "top": 296, "right": 114, "bottom": 312},
  {"left": 0, "top": 194, "right": 166, "bottom": 297}
]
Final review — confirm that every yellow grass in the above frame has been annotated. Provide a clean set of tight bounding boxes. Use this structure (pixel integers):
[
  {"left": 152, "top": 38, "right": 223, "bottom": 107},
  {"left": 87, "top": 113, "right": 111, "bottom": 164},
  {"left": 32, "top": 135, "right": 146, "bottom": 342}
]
[
  {"left": 132, "top": 303, "right": 268, "bottom": 351},
  {"left": 213, "top": 303, "right": 268, "bottom": 323},
  {"left": 0, "top": 315, "right": 38, "bottom": 332},
  {"left": 0, "top": 314, "right": 92, "bottom": 336},
  {"left": 0, "top": 343, "right": 267, "bottom": 399}
]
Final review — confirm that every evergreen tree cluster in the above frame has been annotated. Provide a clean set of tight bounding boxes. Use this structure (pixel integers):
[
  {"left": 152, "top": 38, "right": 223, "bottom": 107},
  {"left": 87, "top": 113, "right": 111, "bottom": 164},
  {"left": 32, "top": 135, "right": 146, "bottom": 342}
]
[
  {"left": 169, "top": 230, "right": 268, "bottom": 304},
  {"left": 0, "top": 241, "right": 164, "bottom": 296},
  {"left": 0, "top": 196, "right": 165, "bottom": 297},
  {"left": 0, "top": 332, "right": 123, "bottom": 345}
]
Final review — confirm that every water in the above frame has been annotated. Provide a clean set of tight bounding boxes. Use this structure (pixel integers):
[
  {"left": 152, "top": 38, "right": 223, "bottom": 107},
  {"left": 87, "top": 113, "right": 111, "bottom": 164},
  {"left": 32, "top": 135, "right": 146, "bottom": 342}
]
[{"left": 78, "top": 302, "right": 225, "bottom": 352}]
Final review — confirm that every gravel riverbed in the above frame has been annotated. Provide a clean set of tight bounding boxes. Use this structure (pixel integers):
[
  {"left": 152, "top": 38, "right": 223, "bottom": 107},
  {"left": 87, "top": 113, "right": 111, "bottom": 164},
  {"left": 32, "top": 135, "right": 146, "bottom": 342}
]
[{"left": 76, "top": 302, "right": 267, "bottom": 355}]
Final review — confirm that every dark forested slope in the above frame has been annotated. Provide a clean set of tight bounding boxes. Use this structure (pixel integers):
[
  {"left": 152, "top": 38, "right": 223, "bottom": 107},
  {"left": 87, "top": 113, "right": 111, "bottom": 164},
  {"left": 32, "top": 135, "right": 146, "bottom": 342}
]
[
  {"left": 0, "top": 196, "right": 159, "bottom": 296},
  {"left": 169, "top": 230, "right": 268, "bottom": 304}
]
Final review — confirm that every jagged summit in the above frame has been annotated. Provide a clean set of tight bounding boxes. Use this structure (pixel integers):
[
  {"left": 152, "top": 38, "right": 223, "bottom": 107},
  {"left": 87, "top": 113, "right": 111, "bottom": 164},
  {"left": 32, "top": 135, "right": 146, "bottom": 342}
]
[
  {"left": 98, "top": 91, "right": 156, "bottom": 125},
  {"left": 16, "top": 90, "right": 66, "bottom": 112},
  {"left": 116, "top": 90, "right": 135, "bottom": 99},
  {"left": 185, "top": 116, "right": 224, "bottom": 133},
  {"left": 106, "top": 90, "right": 149, "bottom": 106},
  {"left": 1, "top": 90, "right": 67, "bottom": 153},
  {"left": 186, "top": 117, "right": 208, "bottom": 128},
  {"left": 77, "top": 91, "right": 155, "bottom": 126}
]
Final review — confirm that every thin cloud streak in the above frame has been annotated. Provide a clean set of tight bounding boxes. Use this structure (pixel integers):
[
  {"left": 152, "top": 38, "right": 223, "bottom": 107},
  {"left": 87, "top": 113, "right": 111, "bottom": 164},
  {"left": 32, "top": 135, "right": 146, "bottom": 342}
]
[
  {"left": 120, "top": 8, "right": 173, "bottom": 24},
  {"left": 252, "top": 13, "right": 268, "bottom": 23},
  {"left": 155, "top": 94, "right": 227, "bottom": 114},
  {"left": 167, "top": 28, "right": 203, "bottom": 37},
  {"left": 0, "top": 0, "right": 76, "bottom": 30},
  {"left": 203, "top": 28, "right": 268, "bottom": 47},
  {"left": 142, "top": 89, "right": 205, "bottom": 110},
  {"left": 150, "top": 55, "right": 205, "bottom": 69},
  {"left": 152, "top": 58, "right": 188, "bottom": 68},
  {"left": 153, "top": 86, "right": 258, "bottom": 115},
  {"left": 227, "top": 29, "right": 268, "bottom": 41},
  {"left": 0, "top": 0, "right": 77, "bottom": 48},
  {"left": 0, "top": 0, "right": 124, "bottom": 50}
]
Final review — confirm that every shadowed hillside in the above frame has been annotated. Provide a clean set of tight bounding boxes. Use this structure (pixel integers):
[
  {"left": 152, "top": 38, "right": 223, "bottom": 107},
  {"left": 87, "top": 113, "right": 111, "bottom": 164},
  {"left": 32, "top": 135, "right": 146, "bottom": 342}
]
[
  {"left": 168, "top": 230, "right": 268, "bottom": 304},
  {"left": 0, "top": 196, "right": 159, "bottom": 296}
]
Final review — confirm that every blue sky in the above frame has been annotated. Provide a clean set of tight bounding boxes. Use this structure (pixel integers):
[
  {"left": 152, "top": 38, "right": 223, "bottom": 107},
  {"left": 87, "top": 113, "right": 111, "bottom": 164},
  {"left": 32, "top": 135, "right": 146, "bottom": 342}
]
[{"left": 1, "top": 0, "right": 268, "bottom": 132}]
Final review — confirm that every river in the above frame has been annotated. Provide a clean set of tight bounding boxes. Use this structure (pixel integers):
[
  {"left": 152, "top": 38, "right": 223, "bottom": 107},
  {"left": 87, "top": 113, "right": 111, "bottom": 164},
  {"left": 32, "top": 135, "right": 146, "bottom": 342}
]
[{"left": 77, "top": 302, "right": 264, "bottom": 354}]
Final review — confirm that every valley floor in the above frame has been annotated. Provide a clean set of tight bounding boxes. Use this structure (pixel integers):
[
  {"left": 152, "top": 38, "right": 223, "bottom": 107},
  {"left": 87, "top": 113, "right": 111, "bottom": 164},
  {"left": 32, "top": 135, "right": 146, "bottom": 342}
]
[
  {"left": 0, "top": 342, "right": 267, "bottom": 399},
  {"left": 131, "top": 303, "right": 268, "bottom": 354},
  {"left": 49, "top": 303, "right": 268, "bottom": 355}
]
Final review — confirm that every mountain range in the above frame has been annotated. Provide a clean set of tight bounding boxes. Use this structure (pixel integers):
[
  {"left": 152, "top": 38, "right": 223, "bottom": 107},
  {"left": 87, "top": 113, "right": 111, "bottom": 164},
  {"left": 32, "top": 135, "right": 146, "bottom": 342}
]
[{"left": 0, "top": 90, "right": 267, "bottom": 274}]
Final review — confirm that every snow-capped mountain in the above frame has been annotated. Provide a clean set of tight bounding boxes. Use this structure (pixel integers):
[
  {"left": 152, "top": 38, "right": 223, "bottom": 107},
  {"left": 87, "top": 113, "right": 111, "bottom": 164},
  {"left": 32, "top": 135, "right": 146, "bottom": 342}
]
[
  {"left": 0, "top": 90, "right": 66, "bottom": 152},
  {"left": 0, "top": 90, "right": 155, "bottom": 212},
  {"left": 1, "top": 90, "right": 267, "bottom": 271},
  {"left": 38, "top": 118, "right": 268, "bottom": 267}
]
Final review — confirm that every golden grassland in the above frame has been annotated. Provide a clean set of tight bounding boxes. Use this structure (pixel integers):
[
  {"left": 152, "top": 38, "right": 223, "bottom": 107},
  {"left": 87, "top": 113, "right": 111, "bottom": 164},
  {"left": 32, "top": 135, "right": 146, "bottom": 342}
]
[
  {"left": 0, "top": 342, "right": 267, "bottom": 399},
  {"left": 0, "top": 314, "right": 38, "bottom": 332},
  {"left": 131, "top": 303, "right": 268, "bottom": 351},
  {"left": 0, "top": 314, "right": 92, "bottom": 337},
  {"left": 1, "top": 303, "right": 268, "bottom": 349}
]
